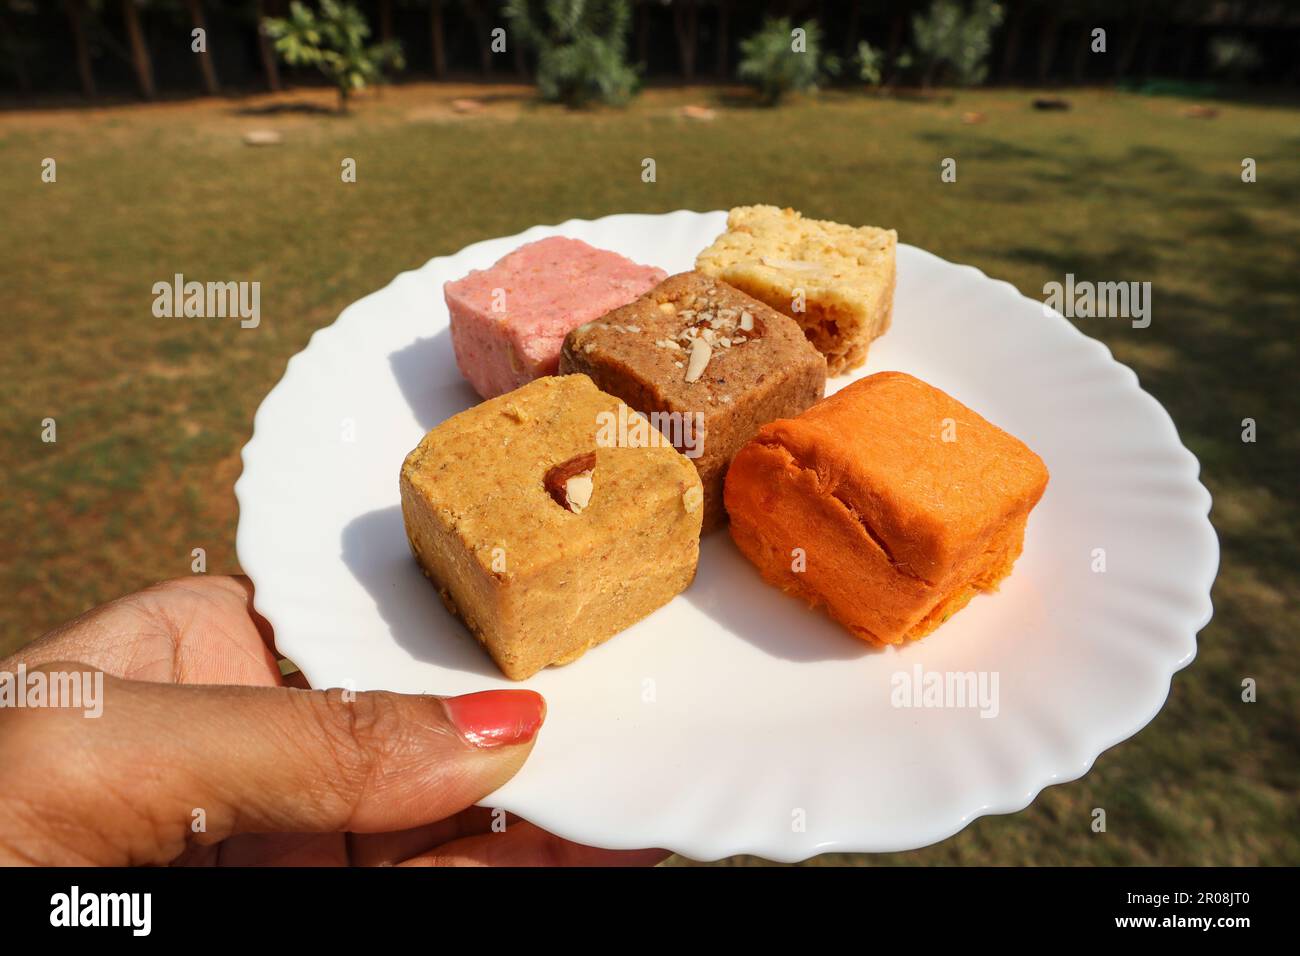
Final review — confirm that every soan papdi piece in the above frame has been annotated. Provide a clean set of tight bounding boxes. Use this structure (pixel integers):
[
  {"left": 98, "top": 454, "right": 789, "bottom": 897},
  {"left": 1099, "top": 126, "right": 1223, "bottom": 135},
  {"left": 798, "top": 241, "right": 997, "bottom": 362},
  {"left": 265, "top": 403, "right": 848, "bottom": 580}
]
[
  {"left": 400, "top": 375, "right": 702, "bottom": 680},
  {"left": 445, "top": 237, "right": 665, "bottom": 400},
  {"left": 724, "top": 372, "right": 1049, "bottom": 646},
  {"left": 560, "top": 272, "right": 825, "bottom": 532},
  {"left": 695, "top": 205, "right": 897, "bottom": 375}
]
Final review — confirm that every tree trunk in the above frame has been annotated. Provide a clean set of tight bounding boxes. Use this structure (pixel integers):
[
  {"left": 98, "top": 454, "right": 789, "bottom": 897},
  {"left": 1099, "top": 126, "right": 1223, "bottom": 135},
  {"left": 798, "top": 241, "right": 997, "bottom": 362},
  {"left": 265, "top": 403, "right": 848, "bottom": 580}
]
[
  {"left": 715, "top": 0, "right": 730, "bottom": 77},
  {"left": 844, "top": 0, "right": 861, "bottom": 58},
  {"left": 121, "top": 0, "right": 156, "bottom": 100},
  {"left": 1176, "top": 25, "right": 1196, "bottom": 78},
  {"left": 672, "top": 0, "right": 698, "bottom": 82},
  {"left": 1071, "top": 24, "right": 1090, "bottom": 85},
  {"left": 378, "top": 0, "right": 394, "bottom": 43},
  {"left": 0, "top": 8, "right": 31, "bottom": 95},
  {"left": 429, "top": 0, "right": 446, "bottom": 78},
  {"left": 469, "top": 0, "right": 491, "bottom": 75},
  {"left": 635, "top": 0, "right": 649, "bottom": 68},
  {"left": 1141, "top": 30, "right": 1163, "bottom": 79},
  {"left": 999, "top": 0, "right": 1024, "bottom": 82},
  {"left": 183, "top": 0, "right": 220, "bottom": 95},
  {"left": 1036, "top": 12, "right": 1061, "bottom": 84},
  {"left": 885, "top": 12, "right": 904, "bottom": 83},
  {"left": 254, "top": 0, "right": 281, "bottom": 92},
  {"left": 1114, "top": 7, "right": 1147, "bottom": 79},
  {"left": 514, "top": 33, "right": 527, "bottom": 78},
  {"left": 65, "top": 0, "right": 98, "bottom": 98}
]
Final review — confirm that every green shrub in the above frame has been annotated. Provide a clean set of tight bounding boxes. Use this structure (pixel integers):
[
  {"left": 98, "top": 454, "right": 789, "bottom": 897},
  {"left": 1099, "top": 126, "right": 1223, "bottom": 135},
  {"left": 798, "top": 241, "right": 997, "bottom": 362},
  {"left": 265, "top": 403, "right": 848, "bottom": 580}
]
[
  {"left": 1208, "top": 36, "right": 1263, "bottom": 81},
  {"left": 263, "top": 0, "right": 404, "bottom": 113},
  {"left": 910, "top": 0, "right": 1003, "bottom": 87},
  {"left": 737, "top": 17, "right": 837, "bottom": 106},
  {"left": 856, "top": 40, "right": 884, "bottom": 87},
  {"left": 505, "top": 0, "right": 638, "bottom": 106}
]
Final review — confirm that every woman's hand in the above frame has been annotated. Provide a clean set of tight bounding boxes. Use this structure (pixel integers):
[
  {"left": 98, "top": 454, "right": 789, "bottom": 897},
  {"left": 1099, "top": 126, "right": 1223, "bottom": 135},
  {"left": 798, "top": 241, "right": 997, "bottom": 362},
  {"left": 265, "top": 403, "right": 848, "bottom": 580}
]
[{"left": 0, "top": 576, "right": 665, "bottom": 867}]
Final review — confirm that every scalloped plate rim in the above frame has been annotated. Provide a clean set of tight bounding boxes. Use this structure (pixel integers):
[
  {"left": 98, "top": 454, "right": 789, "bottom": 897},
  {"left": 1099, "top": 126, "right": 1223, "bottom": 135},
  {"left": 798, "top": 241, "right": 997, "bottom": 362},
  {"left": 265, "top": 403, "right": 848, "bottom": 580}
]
[{"left": 235, "top": 209, "right": 1218, "bottom": 862}]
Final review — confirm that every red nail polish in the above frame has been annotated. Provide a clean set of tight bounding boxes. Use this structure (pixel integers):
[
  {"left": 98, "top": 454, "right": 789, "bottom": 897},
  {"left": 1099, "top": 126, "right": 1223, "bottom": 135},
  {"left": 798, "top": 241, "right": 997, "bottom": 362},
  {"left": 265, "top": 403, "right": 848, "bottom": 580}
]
[{"left": 443, "top": 690, "right": 546, "bottom": 748}]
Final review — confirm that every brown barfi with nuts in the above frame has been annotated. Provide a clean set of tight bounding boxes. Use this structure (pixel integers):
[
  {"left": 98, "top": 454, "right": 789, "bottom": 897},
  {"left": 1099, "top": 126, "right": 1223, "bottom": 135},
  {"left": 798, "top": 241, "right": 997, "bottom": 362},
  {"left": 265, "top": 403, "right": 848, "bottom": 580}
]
[
  {"left": 400, "top": 374, "right": 703, "bottom": 680},
  {"left": 559, "top": 272, "right": 826, "bottom": 531}
]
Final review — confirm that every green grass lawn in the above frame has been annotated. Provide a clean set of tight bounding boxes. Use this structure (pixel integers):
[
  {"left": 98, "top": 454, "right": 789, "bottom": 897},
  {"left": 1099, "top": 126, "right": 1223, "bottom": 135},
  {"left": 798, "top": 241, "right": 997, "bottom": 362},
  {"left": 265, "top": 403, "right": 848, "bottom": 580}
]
[{"left": 0, "top": 84, "right": 1296, "bottom": 865}]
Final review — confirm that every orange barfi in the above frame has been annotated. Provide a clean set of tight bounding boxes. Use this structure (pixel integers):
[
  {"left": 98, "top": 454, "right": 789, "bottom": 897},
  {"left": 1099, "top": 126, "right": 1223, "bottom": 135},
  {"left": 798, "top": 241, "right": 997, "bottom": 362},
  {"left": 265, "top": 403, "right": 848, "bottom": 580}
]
[{"left": 723, "top": 372, "right": 1049, "bottom": 645}]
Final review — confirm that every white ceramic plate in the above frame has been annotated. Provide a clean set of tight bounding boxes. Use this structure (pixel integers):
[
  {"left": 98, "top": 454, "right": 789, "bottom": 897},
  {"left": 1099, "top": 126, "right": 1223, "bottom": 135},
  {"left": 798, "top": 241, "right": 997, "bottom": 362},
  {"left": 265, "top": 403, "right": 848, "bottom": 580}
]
[{"left": 235, "top": 211, "right": 1217, "bottom": 862}]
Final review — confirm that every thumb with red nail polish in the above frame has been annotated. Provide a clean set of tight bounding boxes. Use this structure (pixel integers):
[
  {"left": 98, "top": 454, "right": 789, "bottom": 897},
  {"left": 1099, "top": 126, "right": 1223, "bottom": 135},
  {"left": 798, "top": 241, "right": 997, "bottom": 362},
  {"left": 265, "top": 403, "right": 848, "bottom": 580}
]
[
  {"left": 443, "top": 689, "right": 547, "bottom": 749},
  {"left": 0, "top": 672, "right": 547, "bottom": 863}
]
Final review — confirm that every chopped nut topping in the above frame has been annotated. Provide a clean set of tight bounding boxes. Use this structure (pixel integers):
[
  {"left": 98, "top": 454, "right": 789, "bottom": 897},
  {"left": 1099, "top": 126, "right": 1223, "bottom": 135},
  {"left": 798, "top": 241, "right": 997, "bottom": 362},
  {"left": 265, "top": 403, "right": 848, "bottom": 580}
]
[
  {"left": 685, "top": 338, "right": 712, "bottom": 383},
  {"left": 565, "top": 472, "right": 593, "bottom": 513},
  {"left": 544, "top": 452, "right": 597, "bottom": 514},
  {"left": 671, "top": 297, "right": 765, "bottom": 375},
  {"left": 657, "top": 302, "right": 676, "bottom": 314},
  {"left": 682, "top": 485, "right": 703, "bottom": 514}
]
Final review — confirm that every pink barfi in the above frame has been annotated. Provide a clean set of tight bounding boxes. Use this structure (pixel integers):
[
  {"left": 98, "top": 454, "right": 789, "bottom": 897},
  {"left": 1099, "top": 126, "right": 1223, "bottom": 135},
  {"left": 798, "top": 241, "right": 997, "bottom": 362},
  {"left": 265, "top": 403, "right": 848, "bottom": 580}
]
[{"left": 445, "top": 237, "right": 666, "bottom": 399}]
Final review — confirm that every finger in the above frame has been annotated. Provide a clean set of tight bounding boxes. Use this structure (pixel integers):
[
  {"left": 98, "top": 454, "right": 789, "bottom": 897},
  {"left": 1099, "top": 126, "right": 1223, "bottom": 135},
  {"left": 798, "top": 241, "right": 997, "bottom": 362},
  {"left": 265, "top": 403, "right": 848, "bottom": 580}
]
[
  {"left": 347, "top": 806, "right": 516, "bottom": 867},
  {"left": 209, "top": 832, "right": 349, "bottom": 867},
  {"left": 399, "top": 820, "right": 669, "bottom": 868},
  {"left": 0, "top": 663, "right": 545, "bottom": 866},
  {"left": 222, "top": 575, "right": 277, "bottom": 648},
  {"left": 5, "top": 577, "right": 281, "bottom": 688}
]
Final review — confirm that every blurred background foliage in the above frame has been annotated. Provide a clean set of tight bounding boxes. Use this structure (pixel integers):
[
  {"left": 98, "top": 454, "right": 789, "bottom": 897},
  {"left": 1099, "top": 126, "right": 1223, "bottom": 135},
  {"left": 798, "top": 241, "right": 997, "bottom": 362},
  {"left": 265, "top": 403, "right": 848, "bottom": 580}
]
[{"left": 1, "top": 1, "right": 1295, "bottom": 105}]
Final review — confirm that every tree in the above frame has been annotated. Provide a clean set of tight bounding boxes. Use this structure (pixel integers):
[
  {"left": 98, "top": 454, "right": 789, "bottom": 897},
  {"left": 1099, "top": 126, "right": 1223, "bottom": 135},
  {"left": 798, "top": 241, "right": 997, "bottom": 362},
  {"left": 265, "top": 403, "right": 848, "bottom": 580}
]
[
  {"left": 504, "top": 0, "right": 638, "bottom": 107},
  {"left": 714, "top": 0, "right": 730, "bottom": 77},
  {"left": 63, "top": 0, "right": 98, "bottom": 97},
  {"left": 121, "top": 0, "right": 156, "bottom": 99},
  {"left": 1172, "top": 0, "right": 1214, "bottom": 80},
  {"left": 463, "top": 0, "right": 493, "bottom": 75},
  {"left": 909, "top": 0, "right": 1004, "bottom": 88},
  {"left": 0, "top": 1, "right": 33, "bottom": 95},
  {"left": 884, "top": 4, "right": 911, "bottom": 83},
  {"left": 429, "top": 0, "right": 445, "bottom": 75},
  {"left": 264, "top": 0, "right": 404, "bottom": 113},
  {"left": 633, "top": 0, "right": 648, "bottom": 66},
  {"left": 253, "top": 0, "right": 282, "bottom": 90},
  {"left": 1112, "top": 0, "right": 1148, "bottom": 79},
  {"left": 398, "top": 0, "right": 444, "bottom": 77},
  {"left": 182, "top": 0, "right": 219, "bottom": 94},
  {"left": 1035, "top": 4, "right": 1059, "bottom": 83},
  {"left": 998, "top": 0, "right": 1023, "bottom": 81},
  {"left": 671, "top": 0, "right": 698, "bottom": 81},
  {"left": 737, "top": 17, "right": 836, "bottom": 106}
]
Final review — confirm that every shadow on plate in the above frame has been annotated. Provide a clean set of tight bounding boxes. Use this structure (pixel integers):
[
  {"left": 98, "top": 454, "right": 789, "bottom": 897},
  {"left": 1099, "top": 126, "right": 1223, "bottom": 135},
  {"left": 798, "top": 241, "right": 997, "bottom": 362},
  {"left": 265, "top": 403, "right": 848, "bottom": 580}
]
[
  {"left": 341, "top": 504, "right": 502, "bottom": 679},
  {"left": 389, "top": 329, "right": 480, "bottom": 432},
  {"left": 684, "top": 533, "right": 876, "bottom": 664}
]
